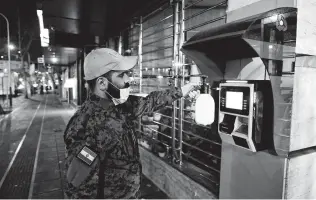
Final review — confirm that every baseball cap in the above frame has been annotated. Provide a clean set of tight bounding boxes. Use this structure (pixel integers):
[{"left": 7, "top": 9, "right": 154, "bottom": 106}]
[{"left": 84, "top": 48, "right": 138, "bottom": 80}]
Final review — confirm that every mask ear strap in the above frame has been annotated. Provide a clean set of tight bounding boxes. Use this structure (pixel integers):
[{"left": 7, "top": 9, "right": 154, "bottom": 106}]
[
  {"left": 99, "top": 77, "right": 118, "bottom": 99},
  {"left": 107, "top": 79, "right": 120, "bottom": 90},
  {"left": 104, "top": 90, "right": 115, "bottom": 99}
]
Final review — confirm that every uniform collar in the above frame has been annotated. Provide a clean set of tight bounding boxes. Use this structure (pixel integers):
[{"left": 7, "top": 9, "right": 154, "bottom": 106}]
[{"left": 88, "top": 91, "right": 113, "bottom": 110}]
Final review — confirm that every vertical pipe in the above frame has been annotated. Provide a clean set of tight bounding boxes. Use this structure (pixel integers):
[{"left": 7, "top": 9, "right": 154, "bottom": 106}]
[
  {"left": 138, "top": 17, "right": 143, "bottom": 93},
  {"left": 177, "top": 0, "right": 186, "bottom": 165},
  {"left": 172, "top": 1, "right": 180, "bottom": 163},
  {"left": 137, "top": 18, "right": 143, "bottom": 144},
  {"left": 76, "top": 52, "right": 81, "bottom": 105},
  {"left": 83, "top": 49, "right": 87, "bottom": 101},
  {"left": 7, "top": 19, "right": 12, "bottom": 107}
]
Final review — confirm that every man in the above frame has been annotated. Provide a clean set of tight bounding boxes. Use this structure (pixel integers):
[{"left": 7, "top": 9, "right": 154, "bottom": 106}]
[{"left": 63, "top": 48, "right": 199, "bottom": 199}]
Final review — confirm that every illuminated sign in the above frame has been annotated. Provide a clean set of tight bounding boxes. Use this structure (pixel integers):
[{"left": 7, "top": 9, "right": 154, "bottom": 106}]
[{"left": 37, "top": 10, "right": 50, "bottom": 47}]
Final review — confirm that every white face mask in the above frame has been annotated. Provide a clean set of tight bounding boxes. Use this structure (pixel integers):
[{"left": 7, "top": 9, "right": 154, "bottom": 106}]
[
  {"left": 104, "top": 81, "right": 131, "bottom": 105},
  {"left": 112, "top": 87, "right": 130, "bottom": 105}
]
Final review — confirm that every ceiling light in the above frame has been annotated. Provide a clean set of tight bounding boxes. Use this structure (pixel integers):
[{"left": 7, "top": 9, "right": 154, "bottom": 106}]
[{"left": 51, "top": 57, "right": 58, "bottom": 63}]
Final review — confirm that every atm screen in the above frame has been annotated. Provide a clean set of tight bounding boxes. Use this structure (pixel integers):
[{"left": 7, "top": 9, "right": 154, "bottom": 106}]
[
  {"left": 226, "top": 91, "right": 243, "bottom": 110},
  {"left": 220, "top": 85, "right": 250, "bottom": 116}
]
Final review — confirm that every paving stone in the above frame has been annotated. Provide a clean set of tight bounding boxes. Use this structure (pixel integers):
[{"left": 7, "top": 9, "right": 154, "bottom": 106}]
[
  {"left": 58, "top": 155, "right": 66, "bottom": 162},
  {"left": 39, "top": 147, "right": 57, "bottom": 153},
  {"left": 38, "top": 155, "right": 59, "bottom": 164},
  {"left": 41, "top": 137, "right": 56, "bottom": 142},
  {"left": 33, "top": 189, "right": 64, "bottom": 199},
  {"left": 57, "top": 147, "right": 66, "bottom": 152},
  {"left": 33, "top": 179, "right": 62, "bottom": 195},
  {"left": 36, "top": 161, "right": 60, "bottom": 173},
  {"left": 40, "top": 140, "right": 57, "bottom": 146},
  {"left": 35, "top": 170, "right": 61, "bottom": 182},
  {"left": 38, "top": 150, "right": 58, "bottom": 158},
  {"left": 57, "top": 146, "right": 66, "bottom": 152},
  {"left": 42, "top": 131, "right": 55, "bottom": 135},
  {"left": 56, "top": 141, "right": 65, "bottom": 146},
  {"left": 40, "top": 143, "right": 57, "bottom": 149}
]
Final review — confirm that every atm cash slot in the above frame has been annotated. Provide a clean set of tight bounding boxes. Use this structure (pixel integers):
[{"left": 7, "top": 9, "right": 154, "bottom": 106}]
[
  {"left": 234, "top": 124, "right": 248, "bottom": 135},
  {"left": 219, "top": 114, "right": 236, "bottom": 134}
]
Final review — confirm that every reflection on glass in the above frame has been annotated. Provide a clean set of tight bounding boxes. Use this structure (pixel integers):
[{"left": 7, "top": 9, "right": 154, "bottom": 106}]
[{"left": 242, "top": 8, "right": 297, "bottom": 153}]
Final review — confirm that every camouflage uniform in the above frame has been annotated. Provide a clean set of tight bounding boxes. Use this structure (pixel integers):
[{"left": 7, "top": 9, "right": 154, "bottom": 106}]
[{"left": 64, "top": 87, "right": 182, "bottom": 199}]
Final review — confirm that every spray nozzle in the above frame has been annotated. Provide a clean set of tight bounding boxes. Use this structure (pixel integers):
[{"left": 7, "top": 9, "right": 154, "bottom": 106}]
[{"left": 199, "top": 76, "right": 209, "bottom": 94}]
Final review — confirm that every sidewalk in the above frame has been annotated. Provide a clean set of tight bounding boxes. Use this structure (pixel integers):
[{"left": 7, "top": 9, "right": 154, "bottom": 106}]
[
  {"left": 30, "top": 94, "right": 168, "bottom": 199},
  {"left": 0, "top": 95, "right": 28, "bottom": 121},
  {"left": 31, "top": 94, "right": 69, "bottom": 199}
]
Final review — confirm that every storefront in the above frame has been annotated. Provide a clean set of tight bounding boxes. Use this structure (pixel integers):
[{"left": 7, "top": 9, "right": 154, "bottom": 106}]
[
  {"left": 78, "top": 0, "right": 316, "bottom": 198},
  {"left": 182, "top": 1, "right": 316, "bottom": 197}
]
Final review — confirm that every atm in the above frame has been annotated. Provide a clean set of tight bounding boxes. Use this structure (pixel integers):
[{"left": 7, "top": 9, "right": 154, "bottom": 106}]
[
  {"left": 218, "top": 80, "right": 274, "bottom": 152},
  {"left": 180, "top": 7, "right": 298, "bottom": 199}
]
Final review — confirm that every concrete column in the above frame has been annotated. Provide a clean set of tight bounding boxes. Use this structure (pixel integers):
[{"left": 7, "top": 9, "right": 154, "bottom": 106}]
[{"left": 284, "top": 0, "right": 316, "bottom": 198}]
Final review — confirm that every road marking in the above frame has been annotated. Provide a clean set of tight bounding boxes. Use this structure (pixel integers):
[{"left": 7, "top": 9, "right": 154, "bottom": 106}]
[
  {"left": 28, "top": 95, "right": 48, "bottom": 199},
  {"left": 0, "top": 100, "right": 42, "bottom": 190}
]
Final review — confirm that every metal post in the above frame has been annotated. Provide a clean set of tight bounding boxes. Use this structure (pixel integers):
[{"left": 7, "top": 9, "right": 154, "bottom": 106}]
[
  {"left": 136, "top": 18, "right": 143, "bottom": 141},
  {"left": 172, "top": 1, "right": 180, "bottom": 163},
  {"left": 0, "top": 13, "right": 12, "bottom": 107},
  {"left": 177, "top": 0, "right": 186, "bottom": 165},
  {"left": 25, "top": 53, "right": 31, "bottom": 98},
  {"left": 138, "top": 17, "right": 143, "bottom": 93}
]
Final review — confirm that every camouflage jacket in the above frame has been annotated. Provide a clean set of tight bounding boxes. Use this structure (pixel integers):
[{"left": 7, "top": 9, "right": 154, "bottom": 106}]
[{"left": 64, "top": 87, "right": 182, "bottom": 199}]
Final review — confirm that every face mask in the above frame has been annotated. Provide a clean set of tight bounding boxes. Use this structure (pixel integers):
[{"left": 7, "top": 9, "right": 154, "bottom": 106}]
[
  {"left": 105, "top": 81, "right": 130, "bottom": 105},
  {"left": 112, "top": 87, "right": 130, "bottom": 105}
]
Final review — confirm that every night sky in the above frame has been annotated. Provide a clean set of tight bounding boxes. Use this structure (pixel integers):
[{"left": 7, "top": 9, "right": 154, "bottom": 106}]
[{"left": 0, "top": 0, "right": 40, "bottom": 62}]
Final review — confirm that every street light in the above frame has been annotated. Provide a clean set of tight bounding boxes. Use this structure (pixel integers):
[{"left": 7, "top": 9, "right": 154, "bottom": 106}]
[
  {"left": 8, "top": 44, "right": 15, "bottom": 50},
  {"left": 0, "top": 12, "right": 12, "bottom": 107}
]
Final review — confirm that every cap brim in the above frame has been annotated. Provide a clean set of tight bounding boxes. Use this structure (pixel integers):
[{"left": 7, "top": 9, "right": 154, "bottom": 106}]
[{"left": 113, "top": 56, "right": 138, "bottom": 71}]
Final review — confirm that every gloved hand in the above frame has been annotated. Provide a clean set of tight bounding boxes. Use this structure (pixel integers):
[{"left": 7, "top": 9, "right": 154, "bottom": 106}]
[{"left": 181, "top": 82, "right": 201, "bottom": 98}]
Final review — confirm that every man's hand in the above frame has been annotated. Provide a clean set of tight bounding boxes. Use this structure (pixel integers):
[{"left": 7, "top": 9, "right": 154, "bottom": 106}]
[{"left": 181, "top": 83, "right": 201, "bottom": 98}]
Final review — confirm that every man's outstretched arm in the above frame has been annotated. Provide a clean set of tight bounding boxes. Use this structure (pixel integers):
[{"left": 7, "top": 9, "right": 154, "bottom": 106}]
[{"left": 126, "top": 83, "right": 199, "bottom": 118}]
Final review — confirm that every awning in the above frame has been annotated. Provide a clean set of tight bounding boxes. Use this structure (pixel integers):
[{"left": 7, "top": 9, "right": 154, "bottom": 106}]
[{"left": 181, "top": 7, "right": 297, "bottom": 84}]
